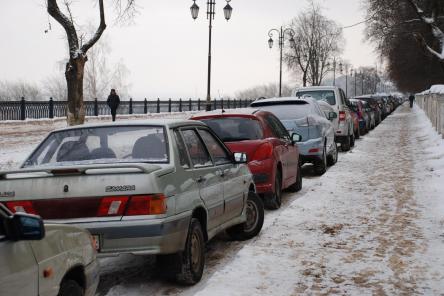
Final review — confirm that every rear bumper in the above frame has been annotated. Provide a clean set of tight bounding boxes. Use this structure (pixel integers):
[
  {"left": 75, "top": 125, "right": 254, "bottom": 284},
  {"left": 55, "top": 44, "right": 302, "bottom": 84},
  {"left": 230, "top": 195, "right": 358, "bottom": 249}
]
[
  {"left": 248, "top": 159, "right": 274, "bottom": 194},
  {"left": 84, "top": 259, "right": 100, "bottom": 296},
  {"left": 297, "top": 138, "right": 323, "bottom": 164},
  {"left": 71, "top": 212, "right": 191, "bottom": 257}
]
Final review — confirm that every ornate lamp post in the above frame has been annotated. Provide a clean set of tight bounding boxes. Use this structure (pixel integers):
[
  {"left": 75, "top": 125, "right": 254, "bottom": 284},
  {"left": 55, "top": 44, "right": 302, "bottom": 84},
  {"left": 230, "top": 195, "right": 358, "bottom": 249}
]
[
  {"left": 267, "top": 26, "right": 296, "bottom": 97},
  {"left": 190, "top": 0, "right": 233, "bottom": 111}
]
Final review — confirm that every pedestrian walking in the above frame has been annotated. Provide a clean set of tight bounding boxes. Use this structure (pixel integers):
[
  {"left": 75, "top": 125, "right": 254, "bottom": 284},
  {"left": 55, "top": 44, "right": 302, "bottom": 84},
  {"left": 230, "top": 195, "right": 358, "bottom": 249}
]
[
  {"left": 107, "top": 89, "right": 120, "bottom": 121},
  {"left": 409, "top": 93, "right": 415, "bottom": 108}
]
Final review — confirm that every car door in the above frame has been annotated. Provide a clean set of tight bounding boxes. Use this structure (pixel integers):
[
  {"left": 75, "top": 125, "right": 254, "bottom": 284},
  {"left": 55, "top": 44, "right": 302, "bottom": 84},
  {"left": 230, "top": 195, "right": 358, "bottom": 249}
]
[
  {"left": 197, "top": 127, "right": 245, "bottom": 223},
  {"left": 0, "top": 209, "right": 38, "bottom": 296},
  {"left": 180, "top": 128, "right": 225, "bottom": 230}
]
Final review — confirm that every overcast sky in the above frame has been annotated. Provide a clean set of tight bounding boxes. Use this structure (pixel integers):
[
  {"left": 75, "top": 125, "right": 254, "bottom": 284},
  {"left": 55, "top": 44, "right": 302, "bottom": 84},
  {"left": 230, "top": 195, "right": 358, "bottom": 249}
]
[{"left": 0, "top": 0, "right": 377, "bottom": 99}]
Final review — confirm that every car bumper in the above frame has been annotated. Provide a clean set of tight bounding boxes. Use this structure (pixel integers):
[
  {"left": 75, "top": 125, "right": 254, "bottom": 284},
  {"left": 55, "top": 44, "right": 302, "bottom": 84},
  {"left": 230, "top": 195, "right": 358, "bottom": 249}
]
[
  {"left": 297, "top": 138, "right": 323, "bottom": 164},
  {"left": 248, "top": 159, "right": 274, "bottom": 194},
  {"left": 72, "top": 212, "right": 191, "bottom": 257},
  {"left": 84, "top": 259, "right": 100, "bottom": 296}
]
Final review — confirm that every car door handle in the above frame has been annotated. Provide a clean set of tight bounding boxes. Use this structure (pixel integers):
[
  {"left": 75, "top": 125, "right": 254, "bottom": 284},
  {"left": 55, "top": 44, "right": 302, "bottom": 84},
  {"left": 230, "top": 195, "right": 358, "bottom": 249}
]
[{"left": 196, "top": 176, "right": 206, "bottom": 183}]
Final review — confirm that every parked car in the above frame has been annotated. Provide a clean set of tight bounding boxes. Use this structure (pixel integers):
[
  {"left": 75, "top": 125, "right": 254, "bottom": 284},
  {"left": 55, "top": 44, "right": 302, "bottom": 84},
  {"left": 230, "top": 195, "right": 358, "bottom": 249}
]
[
  {"left": 355, "top": 96, "right": 382, "bottom": 125},
  {"left": 361, "top": 100, "right": 376, "bottom": 130},
  {"left": 251, "top": 97, "right": 337, "bottom": 175},
  {"left": 0, "top": 119, "right": 264, "bottom": 285},
  {"left": 0, "top": 204, "right": 99, "bottom": 296},
  {"left": 192, "top": 109, "right": 302, "bottom": 210},
  {"left": 349, "top": 99, "right": 369, "bottom": 135},
  {"left": 294, "top": 86, "right": 355, "bottom": 151}
]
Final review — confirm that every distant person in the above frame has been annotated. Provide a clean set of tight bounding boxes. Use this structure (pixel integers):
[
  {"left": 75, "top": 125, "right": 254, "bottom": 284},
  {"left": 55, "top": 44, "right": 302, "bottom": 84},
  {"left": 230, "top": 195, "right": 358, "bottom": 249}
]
[
  {"left": 107, "top": 89, "right": 120, "bottom": 121},
  {"left": 409, "top": 94, "right": 415, "bottom": 108}
]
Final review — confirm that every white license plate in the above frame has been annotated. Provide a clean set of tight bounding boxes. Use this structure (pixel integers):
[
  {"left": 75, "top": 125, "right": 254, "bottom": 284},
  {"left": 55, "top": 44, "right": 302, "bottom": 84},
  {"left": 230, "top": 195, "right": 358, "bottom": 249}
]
[{"left": 92, "top": 235, "right": 100, "bottom": 251}]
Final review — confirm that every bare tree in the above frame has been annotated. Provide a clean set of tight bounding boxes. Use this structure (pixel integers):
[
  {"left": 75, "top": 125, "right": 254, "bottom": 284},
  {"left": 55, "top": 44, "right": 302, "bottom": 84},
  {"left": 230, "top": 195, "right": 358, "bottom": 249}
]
[
  {"left": 47, "top": 0, "right": 135, "bottom": 125},
  {"left": 42, "top": 75, "right": 67, "bottom": 101},
  {"left": 284, "top": 2, "right": 344, "bottom": 87},
  {"left": 0, "top": 80, "right": 43, "bottom": 101},
  {"left": 236, "top": 83, "right": 293, "bottom": 99}
]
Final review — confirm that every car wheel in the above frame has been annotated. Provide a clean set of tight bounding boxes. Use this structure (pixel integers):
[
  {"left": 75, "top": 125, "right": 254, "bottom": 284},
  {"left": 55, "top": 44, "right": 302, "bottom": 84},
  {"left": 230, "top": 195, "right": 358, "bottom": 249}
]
[
  {"left": 227, "top": 191, "right": 264, "bottom": 241},
  {"left": 314, "top": 144, "right": 327, "bottom": 175},
  {"left": 355, "top": 126, "right": 360, "bottom": 139},
  {"left": 350, "top": 133, "right": 355, "bottom": 147},
  {"left": 264, "top": 170, "right": 282, "bottom": 210},
  {"left": 327, "top": 142, "right": 338, "bottom": 166},
  {"left": 341, "top": 133, "right": 351, "bottom": 151},
  {"left": 58, "top": 279, "right": 83, "bottom": 296},
  {"left": 287, "top": 164, "right": 302, "bottom": 192}
]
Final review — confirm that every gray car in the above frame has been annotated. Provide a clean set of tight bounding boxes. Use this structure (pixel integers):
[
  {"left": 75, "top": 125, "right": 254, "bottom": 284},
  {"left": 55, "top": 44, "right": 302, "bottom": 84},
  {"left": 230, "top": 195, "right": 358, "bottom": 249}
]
[
  {"left": 0, "top": 119, "right": 264, "bottom": 285},
  {"left": 251, "top": 97, "right": 338, "bottom": 175}
]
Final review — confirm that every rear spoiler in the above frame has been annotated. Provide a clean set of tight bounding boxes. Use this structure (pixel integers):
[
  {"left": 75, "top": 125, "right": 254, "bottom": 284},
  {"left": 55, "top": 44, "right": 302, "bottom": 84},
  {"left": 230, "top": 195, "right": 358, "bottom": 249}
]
[{"left": 0, "top": 163, "right": 162, "bottom": 180}]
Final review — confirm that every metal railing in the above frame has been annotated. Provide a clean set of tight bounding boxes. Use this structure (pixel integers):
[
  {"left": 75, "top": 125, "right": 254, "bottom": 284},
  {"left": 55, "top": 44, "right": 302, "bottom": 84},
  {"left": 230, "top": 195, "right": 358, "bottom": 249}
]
[{"left": 0, "top": 98, "right": 255, "bottom": 121}]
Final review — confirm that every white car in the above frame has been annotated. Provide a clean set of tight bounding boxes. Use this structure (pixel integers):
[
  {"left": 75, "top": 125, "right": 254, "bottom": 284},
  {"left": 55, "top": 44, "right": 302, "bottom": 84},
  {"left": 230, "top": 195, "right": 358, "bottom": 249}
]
[
  {"left": 0, "top": 204, "right": 99, "bottom": 296},
  {"left": 294, "top": 86, "right": 355, "bottom": 151}
]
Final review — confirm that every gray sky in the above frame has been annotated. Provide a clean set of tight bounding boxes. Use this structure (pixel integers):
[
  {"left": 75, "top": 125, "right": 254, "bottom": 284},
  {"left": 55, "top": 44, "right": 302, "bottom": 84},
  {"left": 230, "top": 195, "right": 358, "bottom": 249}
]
[{"left": 0, "top": 0, "right": 377, "bottom": 99}]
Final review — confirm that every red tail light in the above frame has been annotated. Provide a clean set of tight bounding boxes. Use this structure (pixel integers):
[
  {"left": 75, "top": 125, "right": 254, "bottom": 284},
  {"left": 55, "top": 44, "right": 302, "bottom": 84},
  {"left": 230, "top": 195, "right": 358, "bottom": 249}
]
[
  {"left": 125, "top": 194, "right": 167, "bottom": 216},
  {"left": 252, "top": 142, "right": 273, "bottom": 162},
  {"left": 5, "top": 201, "right": 37, "bottom": 215},
  {"left": 97, "top": 196, "right": 129, "bottom": 217},
  {"left": 339, "top": 111, "right": 346, "bottom": 121}
]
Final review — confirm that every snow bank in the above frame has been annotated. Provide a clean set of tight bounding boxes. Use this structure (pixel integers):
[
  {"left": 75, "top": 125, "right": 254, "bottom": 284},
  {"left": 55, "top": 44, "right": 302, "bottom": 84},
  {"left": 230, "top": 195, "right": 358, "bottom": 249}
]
[{"left": 418, "top": 84, "right": 444, "bottom": 95}]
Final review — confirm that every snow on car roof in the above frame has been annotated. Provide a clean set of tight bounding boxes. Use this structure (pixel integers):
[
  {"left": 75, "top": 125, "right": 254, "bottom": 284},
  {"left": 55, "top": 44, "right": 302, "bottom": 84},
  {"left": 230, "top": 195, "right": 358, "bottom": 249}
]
[
  {"left": 51, "top": 118, "right": 205, "bottom": 132},
  {"left": 250, "top": 97, "right": 313, "bottom": 107},
  {"left": 192, "top": 108, "right": 264, "bottom": 119}
]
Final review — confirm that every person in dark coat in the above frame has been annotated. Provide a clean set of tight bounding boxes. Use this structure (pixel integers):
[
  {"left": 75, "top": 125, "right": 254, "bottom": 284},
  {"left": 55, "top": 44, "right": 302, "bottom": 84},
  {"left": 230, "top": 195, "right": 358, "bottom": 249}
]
[
  {"left": 107, "top": 89, "right": 120, "bottom": 121},
  {"left": 409, "top": 94, "right": 415, "bottom": 108}
]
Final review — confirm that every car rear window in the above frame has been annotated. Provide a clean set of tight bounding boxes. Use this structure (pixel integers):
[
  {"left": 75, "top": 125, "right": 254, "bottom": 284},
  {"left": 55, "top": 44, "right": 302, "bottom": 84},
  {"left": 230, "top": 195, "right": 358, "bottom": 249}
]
[
  {"left": 255, "top": 104, "right": 314, "bottom": 120},
  {"left": 296, "top": 90, "right": 336, "bottom": 105},
  {"left": 23, "top": 126, "right": 168, "bottom": 167},
  {"left": 200, "top": 117, "right": 263, "bottom": 142}
]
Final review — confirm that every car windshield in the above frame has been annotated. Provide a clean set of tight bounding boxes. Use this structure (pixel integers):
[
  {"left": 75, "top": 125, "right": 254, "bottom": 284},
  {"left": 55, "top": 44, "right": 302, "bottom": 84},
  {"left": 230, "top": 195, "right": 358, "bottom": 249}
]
[
  {"left": 23, "top": 125, "right": 168, "bottom": 167},
  {"left": 296, "top": 90, "right": 336, "bottom": 105},
  {"left": 256, "top": 104, "right": 314, "bottom": 120},
  {"left": 200, "top": 117, "right": 263, "bottom": 142}
]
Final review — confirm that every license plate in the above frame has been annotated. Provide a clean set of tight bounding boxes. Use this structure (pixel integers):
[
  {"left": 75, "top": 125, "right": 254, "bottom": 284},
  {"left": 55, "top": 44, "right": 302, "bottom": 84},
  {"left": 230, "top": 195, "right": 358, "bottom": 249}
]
[{"left": 92, "top": 235, "right": 100, "bottom": 251}]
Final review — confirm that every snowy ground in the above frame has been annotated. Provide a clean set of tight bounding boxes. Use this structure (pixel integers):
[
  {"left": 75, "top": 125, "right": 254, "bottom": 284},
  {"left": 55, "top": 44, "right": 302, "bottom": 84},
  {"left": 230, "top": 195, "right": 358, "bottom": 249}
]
[{"left": 1, "top": 104, "right": 443, "bottom": 295}]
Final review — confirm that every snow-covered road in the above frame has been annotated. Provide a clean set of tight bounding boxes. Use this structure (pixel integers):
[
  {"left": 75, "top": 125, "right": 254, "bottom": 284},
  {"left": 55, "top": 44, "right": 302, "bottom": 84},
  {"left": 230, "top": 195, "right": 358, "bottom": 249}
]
[{"left": 1, "top": 104, "right": 443, "bottom": 295}]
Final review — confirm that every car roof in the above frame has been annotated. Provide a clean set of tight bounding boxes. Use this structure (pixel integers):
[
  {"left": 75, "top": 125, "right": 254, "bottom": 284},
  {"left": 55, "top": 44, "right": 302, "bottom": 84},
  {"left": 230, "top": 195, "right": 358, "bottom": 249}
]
[
  {"left": 295, "top": 86, "right": 338, "bottom": 91},
  {"left": 250, "top": 97, "right": 312, "bottom": 107},
  {"left": 191, "top": 108, "right": 262, "bottom": 119},
  {"left": 52, "top": 118, "right": 206, "bottom": 132}
]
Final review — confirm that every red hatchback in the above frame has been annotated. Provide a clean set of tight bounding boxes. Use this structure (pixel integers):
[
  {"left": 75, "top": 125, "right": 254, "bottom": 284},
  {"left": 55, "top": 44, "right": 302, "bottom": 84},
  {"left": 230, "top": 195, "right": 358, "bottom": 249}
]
[{"left": 192, "top": 109, "right": 302, "bottom": 209}]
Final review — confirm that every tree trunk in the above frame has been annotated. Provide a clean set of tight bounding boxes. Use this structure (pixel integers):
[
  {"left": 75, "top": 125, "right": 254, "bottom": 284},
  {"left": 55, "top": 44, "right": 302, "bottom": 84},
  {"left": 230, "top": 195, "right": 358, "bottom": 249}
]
[{"left": 65, "top": 56, "right": 87, "bottom": 126}]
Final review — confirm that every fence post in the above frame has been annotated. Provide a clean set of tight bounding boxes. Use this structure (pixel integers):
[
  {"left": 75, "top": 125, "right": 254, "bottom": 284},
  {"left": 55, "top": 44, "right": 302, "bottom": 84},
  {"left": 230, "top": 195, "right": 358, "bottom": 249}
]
[
  {"left": 157, "top": 98, "right": 160, "bottom": 113},
  {"left": 179, "top": 98, "right": 182, "bottom": 112},
  {"left": 49, "top": 97, "right": 54, "bottom": 119},
  {"left": 221, "top": 98, "right": 224, "bottom": 110},
  {"left": 144, "top": 98, "right": 148, "bottom": 114},
  {"left": 189, "top": 98, "right": 192, "bottom": 111},
  {"left": 198, "top": 98, "right": 201, "bottom": 111},
  {"left": 227, "top": 99, "right": 230, "bottom": 109},
  {"left": 213, "top": 99, "right": 216, "bottom": 110},
  {"left": 20, "top": 97, "right": 26, "bottom": 120},
  {"left": 129, "top": 98, "right": 133, "bottom": 114},
  {"left": 168, "top": 98, "right": 172, "bottom": 113},
  {"left": 94, "top": 98, "right": 98, "bottom": 116}
]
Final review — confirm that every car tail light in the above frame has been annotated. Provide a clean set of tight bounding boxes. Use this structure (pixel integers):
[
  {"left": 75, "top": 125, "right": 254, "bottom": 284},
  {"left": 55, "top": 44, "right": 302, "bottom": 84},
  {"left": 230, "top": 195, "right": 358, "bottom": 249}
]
[
  {"left": 97, "top": 196, "right": 129, "bottom": 217},
  {"left": 308, "top": 148, "right": 320, "bottom": 153},
  {"left": 125, "top": 194, "right": 167, "bottom": 216},
  {"left": 5, "top": 201, "right": 37, "bottom": 215},
  {"left": 339, "top": 111, "right": 346, "bottom": 121},
  {"left": 252, "top": 142, "right": 273, "bottom": 162}
]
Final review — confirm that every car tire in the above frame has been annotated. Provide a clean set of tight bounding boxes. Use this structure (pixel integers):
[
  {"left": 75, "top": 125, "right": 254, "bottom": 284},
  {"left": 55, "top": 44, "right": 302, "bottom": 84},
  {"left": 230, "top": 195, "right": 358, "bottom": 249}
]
[
  {"left": 327, "top": 142, "right": 338, "bottom": 166},
  {"left": 350, "top": 133, "right": 355, "bottom": 147},
  {"left": 58, "top": 279, "right": 83, "bottom": 296},
  {"left": 341, "top": 133, "right": 351, "bottom": 151},
  {"left": 355, "top": 127, "right": 360, "bottom": 139},
  {"left": 227, "top": 191, "right": 264, "bottom": 241},
  {"left": 314, "top": 144, "right": 327, "bottom": 175},
  {"left": 287, "top": 164, "right": 302, "bottom": 192},
  {"left": 264, "top": 170, "right": 282, "bottom": 210}
]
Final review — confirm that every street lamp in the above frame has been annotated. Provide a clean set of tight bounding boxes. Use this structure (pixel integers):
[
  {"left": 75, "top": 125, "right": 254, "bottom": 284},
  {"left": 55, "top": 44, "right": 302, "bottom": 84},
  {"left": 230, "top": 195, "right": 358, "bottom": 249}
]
[
  {"left": 267, "top": 26, "right": 296, "bottom": 97},
  {"left": 190, "top": 0, "right": 233, "bottom": 111}
]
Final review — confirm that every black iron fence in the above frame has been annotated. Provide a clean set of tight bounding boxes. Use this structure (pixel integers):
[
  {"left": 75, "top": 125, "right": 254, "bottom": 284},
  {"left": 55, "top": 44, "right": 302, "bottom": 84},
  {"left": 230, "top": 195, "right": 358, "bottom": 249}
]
[{"left": 0, "top": 97, "right": 255, "bottom": 121}]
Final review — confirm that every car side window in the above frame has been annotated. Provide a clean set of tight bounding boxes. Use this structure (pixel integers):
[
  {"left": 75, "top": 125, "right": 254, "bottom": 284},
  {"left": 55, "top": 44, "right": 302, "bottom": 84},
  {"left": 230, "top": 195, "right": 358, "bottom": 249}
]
[
  {"left": 181, "top": 129, "right": 213, "bottom": 168},
  {"left": 266, "top": 115, "right": 290, "bottom": 140},
  {"left": 198, "top": 129, "right": 232, "bottom": 165},
  {"left": 174, "top": 130, "right": 190, "bottom": 169}
]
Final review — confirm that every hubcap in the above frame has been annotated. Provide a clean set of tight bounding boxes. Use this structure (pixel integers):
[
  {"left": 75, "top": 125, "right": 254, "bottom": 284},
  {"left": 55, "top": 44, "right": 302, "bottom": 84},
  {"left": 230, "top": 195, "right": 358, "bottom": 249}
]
[
  {"left": 190, "top": 232, "right": 201, "bottom": 271},
  {"left": 244, "top": 199, "right": 259, "bottom": 233}
]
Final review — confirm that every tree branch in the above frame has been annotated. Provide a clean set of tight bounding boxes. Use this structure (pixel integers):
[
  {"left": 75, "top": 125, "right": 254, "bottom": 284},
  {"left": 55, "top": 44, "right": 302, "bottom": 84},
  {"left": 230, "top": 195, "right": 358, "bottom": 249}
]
[{"left": 81, "top": 0, "right": 107, "bottom": 54}]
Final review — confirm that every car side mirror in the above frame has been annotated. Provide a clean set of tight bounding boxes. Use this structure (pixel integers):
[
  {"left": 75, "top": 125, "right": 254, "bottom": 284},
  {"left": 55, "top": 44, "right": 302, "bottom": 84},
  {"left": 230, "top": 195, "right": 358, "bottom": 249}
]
[
  {"left": 5, "top": 213, "right": 45, "bottom": 241},
  {"left": 233, "top": 152, "right": 247, "bottom": 164},
  {"left": 328, "top": 112, "right": 337, "bottom": 120},
  {"left": 291, "top": 133, "right": 302, "bottom": 144}
]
